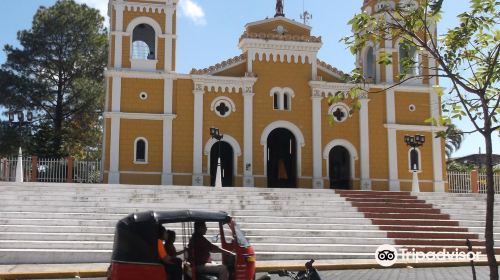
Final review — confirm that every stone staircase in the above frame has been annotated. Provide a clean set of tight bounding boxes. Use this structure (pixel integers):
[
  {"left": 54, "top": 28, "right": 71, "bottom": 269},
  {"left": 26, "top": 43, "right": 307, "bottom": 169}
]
[
  {"left": 0, "top": 183, "right": 499, "bottom": 264},
  {"left": 337, "top": 190, "right": 500, "bottom": 255}
]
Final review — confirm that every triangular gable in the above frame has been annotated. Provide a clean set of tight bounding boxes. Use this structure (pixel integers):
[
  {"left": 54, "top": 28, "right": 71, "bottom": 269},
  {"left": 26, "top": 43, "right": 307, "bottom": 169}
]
[{"left": 244, "top": 17, "right": 311, "bottom": 37}]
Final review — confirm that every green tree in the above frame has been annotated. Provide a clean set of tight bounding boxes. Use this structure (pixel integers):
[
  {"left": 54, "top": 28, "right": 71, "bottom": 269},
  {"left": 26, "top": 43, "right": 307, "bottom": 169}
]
[
  {"left": 0, "top": 0, "right": 107, "bottom": 158},
  {"left": 342, "top": 0, "right": 499, "bottom": 278},
  {"left": 444, "top": 123, "right": 463, "bottom": 158}
]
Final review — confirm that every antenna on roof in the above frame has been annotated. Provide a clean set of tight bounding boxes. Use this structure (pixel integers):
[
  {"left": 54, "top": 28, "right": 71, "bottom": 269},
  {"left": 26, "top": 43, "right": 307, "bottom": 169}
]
[{"left": 300, "top": 0, "right": 312, "bottom": 25}]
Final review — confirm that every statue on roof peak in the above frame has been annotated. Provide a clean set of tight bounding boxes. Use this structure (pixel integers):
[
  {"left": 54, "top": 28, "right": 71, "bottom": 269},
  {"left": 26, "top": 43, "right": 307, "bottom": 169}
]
[{"left": 275, "top": 0, "right": 285, "bottom": 17}]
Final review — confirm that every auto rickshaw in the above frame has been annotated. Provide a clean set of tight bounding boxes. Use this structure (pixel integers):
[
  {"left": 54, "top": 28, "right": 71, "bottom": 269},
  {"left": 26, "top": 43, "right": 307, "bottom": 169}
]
[{"left": 108, "top": 210, "right": 256, "bottom": 280}]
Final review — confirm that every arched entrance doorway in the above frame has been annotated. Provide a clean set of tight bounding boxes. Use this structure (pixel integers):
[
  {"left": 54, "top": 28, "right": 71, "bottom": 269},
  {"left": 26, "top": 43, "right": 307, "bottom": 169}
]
[
  {"left": 329, "top": 146, "right": 351, "bottom": 189},
  {"left": 267, "top": 128, "right": 297, "bottom": 188},
  {"left": 210, "top": 141, "right": 234, "bottom": 187}
]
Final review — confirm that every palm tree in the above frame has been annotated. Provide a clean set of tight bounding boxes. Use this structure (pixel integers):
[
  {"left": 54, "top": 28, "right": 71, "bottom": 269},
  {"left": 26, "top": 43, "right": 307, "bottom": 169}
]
[{"left": 445, "top": 124, "right": 464, "bottom": 158}]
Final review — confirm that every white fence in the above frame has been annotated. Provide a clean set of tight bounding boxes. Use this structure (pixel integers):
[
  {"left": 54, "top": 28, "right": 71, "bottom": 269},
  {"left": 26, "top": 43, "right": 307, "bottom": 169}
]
[
  {"left": 448, "top": 171, "right": 500, "bottom": 194},
  {"left": 0, "top": 157, "right": 102, "bottom": 183}
]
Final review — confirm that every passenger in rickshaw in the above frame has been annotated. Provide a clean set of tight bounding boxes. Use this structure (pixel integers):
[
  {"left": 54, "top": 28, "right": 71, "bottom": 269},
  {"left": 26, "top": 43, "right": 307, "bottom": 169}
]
[
  {"left": 188, "top": 221, "right": 235, "bottom": 280},
  {"left": 164, "top": 230, "right": 185, "bottom": 280},
  {"left": 158, "top": 227, "right": 182, "bottom": 280}
]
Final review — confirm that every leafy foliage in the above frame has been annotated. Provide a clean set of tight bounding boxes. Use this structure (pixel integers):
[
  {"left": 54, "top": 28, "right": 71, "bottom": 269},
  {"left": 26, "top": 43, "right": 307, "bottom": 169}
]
[{"left": 0, "top": 0, "right": 107, "bottom": 158}]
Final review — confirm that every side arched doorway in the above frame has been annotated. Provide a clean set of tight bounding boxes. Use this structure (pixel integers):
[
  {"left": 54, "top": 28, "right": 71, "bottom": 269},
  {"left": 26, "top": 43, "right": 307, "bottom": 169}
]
[
  {"left": 329, "top": 146, "right": 351, "bottom": 189},
  {"left": 267, "top": 128, "right": 297, "bottom": 188},
  {"left": 210, "top": 141, "right": 234, "bottom": 187}
]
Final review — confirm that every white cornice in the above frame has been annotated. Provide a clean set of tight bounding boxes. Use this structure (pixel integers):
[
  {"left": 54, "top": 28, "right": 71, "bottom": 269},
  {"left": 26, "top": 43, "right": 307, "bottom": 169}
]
[
  {"left": 239, "top": 38, "right": 322, "bottom": 53},
  {"left": 192, "top": 76, "right": 257, "bottom": 94},
  {"left": 112, "top": 0, "right": 177, "bottom": 13},
  {"left": 105, "top": 68, "right": 178, "bottom": 79},
  {"left": 104, "top": 112, "right": 177, "bottom": 120},
  {"left": 384, "top": 124, "right": 447, "bottom": 132},
  {"left": 308, "top": 81, "right": 358, "bottom": 98}
]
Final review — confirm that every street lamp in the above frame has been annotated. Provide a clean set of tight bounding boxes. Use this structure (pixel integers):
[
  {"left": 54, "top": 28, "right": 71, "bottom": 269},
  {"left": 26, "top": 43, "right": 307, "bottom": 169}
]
[
  {"left": 404, "top": 134, "right": 425, "bottom": 192},
  {"left": 210, "top": 127, "right": 224, "bottom": 188},
  {"left": 7, "top": 109, "right": 33, "bottom": 183}
]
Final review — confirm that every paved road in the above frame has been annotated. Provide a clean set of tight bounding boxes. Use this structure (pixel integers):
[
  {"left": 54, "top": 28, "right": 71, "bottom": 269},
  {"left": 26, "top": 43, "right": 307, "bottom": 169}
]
[{"left": 256, "top": 266, "right": 491, "bottom": 280}]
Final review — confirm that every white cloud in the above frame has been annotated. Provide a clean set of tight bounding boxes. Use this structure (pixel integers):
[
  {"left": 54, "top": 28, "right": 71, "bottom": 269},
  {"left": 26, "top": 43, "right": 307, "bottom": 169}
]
[
  {"left": 178, "top": 0, "right": 207, "bottom": 26},
  {"left": 75, "top": 0, "right": 109, "bottom": 24}
]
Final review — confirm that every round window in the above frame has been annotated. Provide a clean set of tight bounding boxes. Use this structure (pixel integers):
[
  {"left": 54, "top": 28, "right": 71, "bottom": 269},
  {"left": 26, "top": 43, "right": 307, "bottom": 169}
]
[
  {"left": 211, "top": 97, "right": 235, "bottom": 118},
  {"left": 139, "top": 92, "right": 148, "bottom": 100},
  {"left": 328, "top": 103, "right": 350, "bottom": 123},
  {"left": 409, "top": 104, "right": 416, "bottom": 112}
]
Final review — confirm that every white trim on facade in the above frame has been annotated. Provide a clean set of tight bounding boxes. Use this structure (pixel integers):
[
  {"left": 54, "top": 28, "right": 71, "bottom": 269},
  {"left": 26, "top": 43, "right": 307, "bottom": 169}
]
[
  {"left": 210, "top": 96, "right": 236, "bottom": 117},
  {"left": 322, "top": 139, "right": 359, "bottom": 181},
  {"left": 104, "top": 112, "right": 177, "bottom": 120},
  {"left": 126, "top": 17, "right": 162, "bottom": 71},
  {"left": 270, "top": 87, "right": 295, "bottom": 111},
  {"left": 384, "top": 124, "right": 447, "bottom": 132},
  {"left": 359, "top": 96, "right": 371, "bottom": 190},
  {"left": 192, "top": 86, "right": 204, "bottom": 186},
  {"left": 133, "top": 137, "right": 149, "bottom": 164},
  {"left": 260, "top": 120, "right": 305, "bottom": 177},
  {"left": 386, "top": 88, "right": 399, "bottom": 191},
  {"left": 243, "top": 91, "right": 255, "bottom": 187},
  {"left": 311, "top": 94, "right": 323, "bottom": 189},
  {"left": 109, "top": 116, "right": 121, "bottom": 184},
  {"left": 239, "top": 39, "right": 322, "bottom": 65}
]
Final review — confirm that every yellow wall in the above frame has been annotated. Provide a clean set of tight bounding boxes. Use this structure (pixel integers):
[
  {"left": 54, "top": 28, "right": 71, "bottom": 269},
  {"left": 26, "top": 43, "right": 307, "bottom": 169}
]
[
  {"left": 367, "top": 89, "right": 389, "bottom": 184},
  {"left": 395, "top": 91, "right": 431, "bottom": 125},
  {"left": 119, "top": 119, "right": 163, "bottom": 172},
  {"left": 121, "top": 78, "right": 164, "bottom": 114},
  {"left": 171, "top": 79, "right": 194, "bottom": 173}
]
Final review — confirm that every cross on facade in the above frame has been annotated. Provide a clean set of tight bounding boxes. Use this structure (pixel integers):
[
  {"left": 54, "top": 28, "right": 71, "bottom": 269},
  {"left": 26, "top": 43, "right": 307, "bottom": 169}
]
[
  {"left": 216, "top": 102, "right": 229, "bottom": 116},
  {"left": 333, "top": 108, "right": 346, "bottom": 121}
]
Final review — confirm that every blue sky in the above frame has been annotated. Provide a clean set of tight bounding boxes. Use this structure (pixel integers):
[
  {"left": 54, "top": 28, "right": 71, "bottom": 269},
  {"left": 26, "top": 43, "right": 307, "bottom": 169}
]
[{"left": 0, "top": 0, "right": 497, "bottom": 157}]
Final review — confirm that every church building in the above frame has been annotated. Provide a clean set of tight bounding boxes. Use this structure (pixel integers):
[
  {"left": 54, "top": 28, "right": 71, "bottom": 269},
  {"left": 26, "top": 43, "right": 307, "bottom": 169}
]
[{"left": 102, "top": 0, "right": 447, "bottom": 192}]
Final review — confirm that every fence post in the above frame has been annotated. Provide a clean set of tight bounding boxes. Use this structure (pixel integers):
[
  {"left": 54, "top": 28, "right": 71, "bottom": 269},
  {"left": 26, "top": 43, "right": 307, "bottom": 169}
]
[
  {"left": 31, "top": 156, "right": 38, "bottom": 182},
  {"left": 470, "top": 169, "right": 478, "bottom": 193},
  {"left": 67, "top": 157, "right": 74, "bottom": 183}
]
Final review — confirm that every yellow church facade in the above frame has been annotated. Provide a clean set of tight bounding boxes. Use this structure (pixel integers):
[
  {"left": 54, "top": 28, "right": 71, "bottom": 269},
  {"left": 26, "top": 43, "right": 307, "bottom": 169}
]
[{"left": 102, "top": 0, "right": 448, "bottom": 192}]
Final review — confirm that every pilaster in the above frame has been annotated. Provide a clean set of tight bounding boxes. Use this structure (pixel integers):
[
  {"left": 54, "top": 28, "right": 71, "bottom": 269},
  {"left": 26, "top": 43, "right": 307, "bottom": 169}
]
[
  {"left": 243, "top": 90, "right": 255, "bottom": 187},
  {"left": 386, "top": 88, "right": 400, "bottom": 191},
  {"left": 109, "top": 116, "right": 121, "bottom": 184},
  {"left": 359, "top": 92, "right": 371, "bottom": 190},
  {"left": 162, "top": 78, "right": 174, "bottom": 185},
  {"left": 192, "top": 83, "right": 205, "bottom": 186},
  {"left": 113, "top": 5, "right": 124, "bottom": 68},
  {"left": 311, "top": 90, "right": 323, "bottom": 189},
  {"left": 430, "top": 87, "right": 445, "bottom": 192}
]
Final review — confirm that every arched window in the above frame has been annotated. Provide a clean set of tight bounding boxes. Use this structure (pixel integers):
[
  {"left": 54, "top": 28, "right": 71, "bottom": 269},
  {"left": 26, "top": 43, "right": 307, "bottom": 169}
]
[
  {"left": 134, "top": 138, "right": 148, "bottom": 163},
  {"left": 273, "top": 93, "right": 279, "bottom": 109},
  {"left": 283, "top": 94, "right": 289, "bottom": 110},
  {"left": 409, "top": 148, "right": 420, "bottom": 171},
  {"left": 270, "top": 87, "right": 294, "bottom": 111},
  {"left": 132, "top": 24, "right": 156, "bottom": 60},
  {"left": 365, "top": 46, "right": 376, "bottom": 82},
  {"left": 399, "top": 43, "right": 418, "bottom": 76}
]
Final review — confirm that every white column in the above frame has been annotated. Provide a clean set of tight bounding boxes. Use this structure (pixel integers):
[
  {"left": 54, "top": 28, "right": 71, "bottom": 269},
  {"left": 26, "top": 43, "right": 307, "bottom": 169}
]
[
  {"left": 311, "top": 91, "right": 323, "bottom": 189},
  {"left": 192, "top": 85, "right": 204, "bottom": 186},
  {"left": 359, "top": 93, "right": 371, "bottom": 190},
  {"left": 384, "top": 39, "right": 394, "bottom": 84},
  {"left": 164, "top": 5, "right": 175, "bottom": 71},
  {"left": 243, "top": 90, "right": 255, "bottom": 187},
  {"left": 111, "top": 77, "right": 121, "bottom": 112},
  {"left": 430, "top": 88, "right": 445, "bottom": 192},
  {"left": 114, "top": 5, "right": 124, "bottom": 68},
  {"left": 109, "top": 116, "right": 121, "bottom": 184},
  {"left": 386, "top": 89, "right": 400, "bottom": 191},
  {"left": 311, "top": 54, "right": 318, "bottom": 80},
  {"left": 109, "top": 75, "right": 121, "bottom": 184},
  {"left": 162, "top": 79, "right": 174, "bottom": 185}
]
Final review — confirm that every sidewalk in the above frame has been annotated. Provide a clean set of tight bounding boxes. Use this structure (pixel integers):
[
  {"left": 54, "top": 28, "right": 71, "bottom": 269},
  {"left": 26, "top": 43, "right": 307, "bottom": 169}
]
[{"left": 1, "top": 259, "right": 498, "bottom": 279}]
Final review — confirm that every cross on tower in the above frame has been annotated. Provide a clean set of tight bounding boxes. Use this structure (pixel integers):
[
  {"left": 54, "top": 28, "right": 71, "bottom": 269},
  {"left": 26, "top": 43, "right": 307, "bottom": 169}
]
[{"left": 275, "top": 0, "right": 285, "bottom": 17}]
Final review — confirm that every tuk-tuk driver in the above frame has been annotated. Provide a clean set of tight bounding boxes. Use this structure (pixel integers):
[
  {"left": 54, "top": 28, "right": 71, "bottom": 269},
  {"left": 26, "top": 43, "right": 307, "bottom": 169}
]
[{"left": 188, "top": 221, "right": 235, "bottom": 280}]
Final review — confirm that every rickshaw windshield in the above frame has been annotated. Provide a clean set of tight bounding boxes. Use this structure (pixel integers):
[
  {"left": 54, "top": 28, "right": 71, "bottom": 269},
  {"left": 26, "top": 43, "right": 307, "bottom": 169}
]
[{"left": 234, "top": 223, "right": 250, "bottom": 248}]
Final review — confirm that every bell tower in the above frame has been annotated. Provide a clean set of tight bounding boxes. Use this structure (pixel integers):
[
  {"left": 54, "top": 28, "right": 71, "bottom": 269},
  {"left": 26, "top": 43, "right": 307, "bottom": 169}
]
[{"left": 104, "top": 0, "right": 178, "bottom": 185}]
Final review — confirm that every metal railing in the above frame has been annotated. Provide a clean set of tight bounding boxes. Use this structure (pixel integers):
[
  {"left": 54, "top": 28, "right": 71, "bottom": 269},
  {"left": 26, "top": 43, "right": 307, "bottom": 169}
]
[
  {"left": 448, "top": 171, "right": 500, "bottom": 194},
  {"left": 0, "top": 157, "right": 102, "bottom": 183}
]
